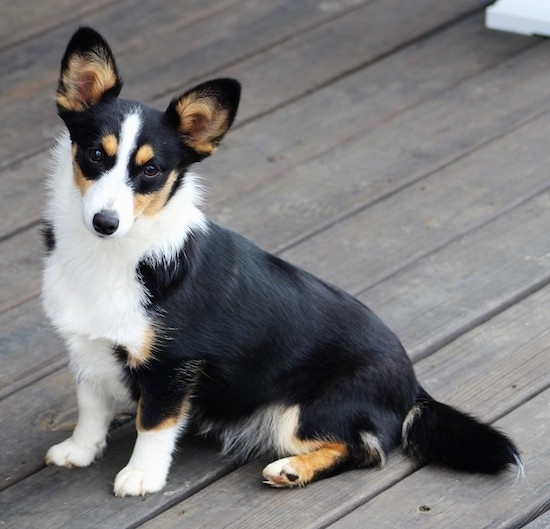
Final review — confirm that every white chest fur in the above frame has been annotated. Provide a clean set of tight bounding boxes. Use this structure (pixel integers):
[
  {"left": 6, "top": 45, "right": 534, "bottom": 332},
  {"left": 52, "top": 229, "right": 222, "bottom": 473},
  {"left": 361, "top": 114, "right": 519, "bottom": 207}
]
[
  {"left": 43, "top": 133, "right": 207, "bottom": 359},
  {"left": 42, "top": 235, "right": 150, "bottom": 351},
  {"left": 42, "top": 214, "right": 151, "bottom": 403}
]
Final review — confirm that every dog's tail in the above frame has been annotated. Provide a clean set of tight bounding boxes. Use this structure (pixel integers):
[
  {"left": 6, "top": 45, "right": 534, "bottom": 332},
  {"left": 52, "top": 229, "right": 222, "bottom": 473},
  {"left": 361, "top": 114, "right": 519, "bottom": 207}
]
[{"left": 402, "top": 388, "right": 521, "bottom": 474}]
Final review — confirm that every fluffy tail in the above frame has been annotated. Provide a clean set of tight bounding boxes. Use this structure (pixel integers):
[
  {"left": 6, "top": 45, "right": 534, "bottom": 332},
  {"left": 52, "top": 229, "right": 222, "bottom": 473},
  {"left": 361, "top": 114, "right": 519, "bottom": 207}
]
[{"left": 402, "top": 389, "right": 521, "bottom": 474}]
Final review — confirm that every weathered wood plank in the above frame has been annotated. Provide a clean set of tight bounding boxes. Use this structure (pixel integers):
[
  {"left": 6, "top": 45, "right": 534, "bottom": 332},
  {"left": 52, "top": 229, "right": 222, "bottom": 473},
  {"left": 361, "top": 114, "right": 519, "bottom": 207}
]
[
  {"left": 0, "top": 421, "right": 237, "bottom": 529},
  {"left": 139, "top": 13, "right": 540, "bottom": 216},
  {"left": 0, "top": 0, "right": 118, "bottom": 50},
  {"left": 0, "top": 156, "right": 46, "bottom": 238},
  {"left": 0, "top": 297, "right": 64, "bottom": 400},
  {"left": 328, "top": 389, "right": 550, "bottom": 529},
  {"left": 0, "top": 16, "right": 539, "bottom": 312},
  {"left": 523, "top": 509, "right": 550, "bottom": 529},
  {"left": 0, "top": 0, "right": 238, "bottom": 115},
  {"left": 360, "top": 190, "right": 550, "bottom": 361},
  {"left": 279, "top": 109, "right": 550, "bottom": 295},
  {"left": 207, "top": 39, "right": 550, "bottom": 254},
  {"left": 198, "top": 0, "right": 497, "bottom": 124},
  {"left": 0, "top": 0, "right": 377, "bottom": 169},
  {"left": 1, "top": 11, "right": 532, "bottom": 239},
  {"left": 0, "top": 227, "right": 42, "bottom": 315},
  {"left": 0, "top": 369, "right": 77, "bottom": 491},
  {"left": 102, "top": 286, "right": 550, "bottom": 529},
  {"left": 412, "top": 292, "right": 550, "bottom": 423}
]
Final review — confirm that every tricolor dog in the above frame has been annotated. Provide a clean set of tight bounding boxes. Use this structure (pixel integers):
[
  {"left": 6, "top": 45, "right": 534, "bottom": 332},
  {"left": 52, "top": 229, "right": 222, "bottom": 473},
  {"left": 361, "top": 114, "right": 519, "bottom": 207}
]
[{"left": 43, "top": 27, "right": 521, "bottom": 497}]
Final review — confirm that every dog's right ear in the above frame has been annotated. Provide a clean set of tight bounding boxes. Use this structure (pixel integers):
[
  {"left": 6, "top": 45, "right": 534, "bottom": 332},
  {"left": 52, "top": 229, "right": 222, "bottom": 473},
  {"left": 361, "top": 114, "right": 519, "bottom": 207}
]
[{"left": 56, "top": 27, "right": 122, "bottom": 113}]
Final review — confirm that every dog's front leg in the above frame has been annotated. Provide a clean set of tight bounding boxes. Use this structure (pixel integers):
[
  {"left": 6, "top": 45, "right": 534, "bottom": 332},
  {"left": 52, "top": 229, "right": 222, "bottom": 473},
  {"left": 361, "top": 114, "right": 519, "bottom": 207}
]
[
  {"left": 113, "top": 422, "right": 183, "bottom": 497},
  {"left": 113, "top": 386, "right": 193, "bottom": 497},
  {"left": 46, "top": 379, "right": 116, "bottom": 468}
]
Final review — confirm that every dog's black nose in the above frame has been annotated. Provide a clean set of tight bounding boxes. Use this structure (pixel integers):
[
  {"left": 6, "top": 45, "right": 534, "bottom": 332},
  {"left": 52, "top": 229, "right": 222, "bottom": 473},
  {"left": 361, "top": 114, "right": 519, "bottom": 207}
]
[{"left": 92, "top": 210, "right": 120, "bottom": 236}]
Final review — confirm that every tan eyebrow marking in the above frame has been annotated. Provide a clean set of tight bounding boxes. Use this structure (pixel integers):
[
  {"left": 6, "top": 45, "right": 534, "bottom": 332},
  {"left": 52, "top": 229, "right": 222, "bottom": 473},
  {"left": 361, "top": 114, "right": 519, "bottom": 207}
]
[
  {"left": 101, "top": 134, "right": 118, "bottom": 157},
  {"left": 135, "top": 143, "right": 155, "bottom": 166}
]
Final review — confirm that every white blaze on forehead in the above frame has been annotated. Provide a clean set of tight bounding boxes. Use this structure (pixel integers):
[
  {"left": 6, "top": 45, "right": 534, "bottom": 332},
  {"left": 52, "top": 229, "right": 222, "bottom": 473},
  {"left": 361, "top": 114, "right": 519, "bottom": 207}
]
[
  {"left": 116, "top": 112, "right": 142, "bottom": 174},
  {"left": 81, "top": 111, "right": 142, "bottom": 237}
]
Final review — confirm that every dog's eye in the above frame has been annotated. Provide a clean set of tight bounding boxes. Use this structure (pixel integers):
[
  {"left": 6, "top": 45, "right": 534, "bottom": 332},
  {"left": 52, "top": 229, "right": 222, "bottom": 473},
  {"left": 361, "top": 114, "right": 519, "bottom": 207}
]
[
  {"left": 88, "top": 149, "right": 103, "bottom": 162},
  {"left": 143, "top": 164, "right": 160, "bottom": 177}
]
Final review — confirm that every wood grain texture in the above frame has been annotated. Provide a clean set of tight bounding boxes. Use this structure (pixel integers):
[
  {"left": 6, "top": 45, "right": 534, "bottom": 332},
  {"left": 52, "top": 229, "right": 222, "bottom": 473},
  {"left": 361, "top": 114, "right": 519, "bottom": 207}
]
[
  {"left": 522, "top": 509, "right": 550, "bottom": 529},
  {"left": 0, "top": 0, "right": 375, "bottom": 169},
  {"left": 0, "top": 227, "right": 43, "bottom": 315},
  {"left": 206, "top": 39, "right": 550, "bottom": 253},
  {"left": 280, "top": 110, "right": 550, "bottom": 295},
  {"left": 361, "top": 191, "right": 550, "bottom": 361},
  {"left": 0, "top": 0, "right": 117, "bottom": 50},
  {"left": 0, "top": 423, "right": 237, "bottom": 529},
  {"left": 328, "top": 388, "right": 550, "bottom": 529},
  {"left": 0, "top": 369, "right": 77, "bottom": 492},
  {"left": 0, "top": 0, "right": 243, "bottom": 107},
  {"left": 0, "top": 3, "right": 505, "bottom": 239},
  {"left": 0, "top": 298, "right": 64, "bottom": 399}
]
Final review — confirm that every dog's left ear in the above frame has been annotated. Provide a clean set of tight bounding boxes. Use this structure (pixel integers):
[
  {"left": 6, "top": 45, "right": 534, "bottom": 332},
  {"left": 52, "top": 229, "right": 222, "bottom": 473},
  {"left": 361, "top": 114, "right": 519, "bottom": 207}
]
[
  {"left": 166, "top": 79, "right": 241, "bottom": 158},
  {"left": 56, "top": 27, "right": 122, "bottom": 113}
]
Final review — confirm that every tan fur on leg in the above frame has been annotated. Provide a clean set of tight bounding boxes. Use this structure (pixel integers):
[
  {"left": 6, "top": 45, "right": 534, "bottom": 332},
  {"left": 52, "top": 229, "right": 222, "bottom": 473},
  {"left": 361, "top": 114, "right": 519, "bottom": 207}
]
[{"left": 263, "top": 442, "right": 349, "bottom": 488}]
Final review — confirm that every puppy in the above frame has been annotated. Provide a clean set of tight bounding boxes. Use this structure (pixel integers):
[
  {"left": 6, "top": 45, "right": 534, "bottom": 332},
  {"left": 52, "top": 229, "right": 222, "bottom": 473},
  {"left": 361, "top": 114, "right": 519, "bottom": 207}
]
[{"left": 43, "top": 27, "right": 521, "bottom": 497}]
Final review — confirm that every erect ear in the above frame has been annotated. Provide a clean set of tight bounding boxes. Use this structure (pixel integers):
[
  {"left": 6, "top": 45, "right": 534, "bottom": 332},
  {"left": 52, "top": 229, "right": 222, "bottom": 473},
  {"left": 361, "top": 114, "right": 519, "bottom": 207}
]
[
  {"left": 56, "top": 27, "right": 122, "bottom": 113},
  {"left": 166, "top": 79, "right": 241, "bottom": 158}
]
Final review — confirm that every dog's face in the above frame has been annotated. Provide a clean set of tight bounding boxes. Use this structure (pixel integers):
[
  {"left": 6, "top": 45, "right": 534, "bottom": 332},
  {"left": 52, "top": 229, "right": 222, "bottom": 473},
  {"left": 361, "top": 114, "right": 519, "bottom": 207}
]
[{"left": 56, "top": 28, "right": 240, "bottom": 238}]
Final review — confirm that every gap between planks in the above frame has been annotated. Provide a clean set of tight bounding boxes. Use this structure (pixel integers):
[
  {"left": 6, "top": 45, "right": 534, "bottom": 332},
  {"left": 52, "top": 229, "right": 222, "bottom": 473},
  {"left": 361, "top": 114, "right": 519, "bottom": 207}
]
[{"left": 0, "top": 16, "right": 541, "bottom": 245}]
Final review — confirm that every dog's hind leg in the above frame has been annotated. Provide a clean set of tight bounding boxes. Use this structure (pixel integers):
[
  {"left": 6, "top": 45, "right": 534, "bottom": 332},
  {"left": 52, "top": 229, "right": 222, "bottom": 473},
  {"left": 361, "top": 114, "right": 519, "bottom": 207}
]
[
  {"left": 262, "top": 430, "right": 388, "bottom": 488},
  {"left": 262, "top": 441, "right": 351, "bottom": 488}
]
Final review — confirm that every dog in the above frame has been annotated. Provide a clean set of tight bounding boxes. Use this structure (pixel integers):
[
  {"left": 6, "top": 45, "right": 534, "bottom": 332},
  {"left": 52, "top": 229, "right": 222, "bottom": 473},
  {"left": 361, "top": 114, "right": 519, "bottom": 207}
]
[{"left": 43, "top": 27, "right": 521, "bottom": 497}]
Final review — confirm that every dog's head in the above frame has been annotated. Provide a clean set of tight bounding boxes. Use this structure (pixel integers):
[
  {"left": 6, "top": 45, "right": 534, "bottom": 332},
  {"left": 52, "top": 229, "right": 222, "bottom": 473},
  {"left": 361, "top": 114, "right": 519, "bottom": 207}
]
[{"left": 56, "top": 27, "right": 240, "bottom": 238}]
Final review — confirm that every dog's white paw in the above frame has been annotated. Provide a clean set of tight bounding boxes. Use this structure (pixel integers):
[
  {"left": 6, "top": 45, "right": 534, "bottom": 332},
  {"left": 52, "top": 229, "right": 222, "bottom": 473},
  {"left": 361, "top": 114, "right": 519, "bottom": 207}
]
[
  {"left": 45, "top": 437, "right": 105, "bottom": 468},
  {"left": 113, "top": 464, "right": 168, "bottom": 497},
  {"left": 262, "top": 457, "right": 301, "bottom": 488}
]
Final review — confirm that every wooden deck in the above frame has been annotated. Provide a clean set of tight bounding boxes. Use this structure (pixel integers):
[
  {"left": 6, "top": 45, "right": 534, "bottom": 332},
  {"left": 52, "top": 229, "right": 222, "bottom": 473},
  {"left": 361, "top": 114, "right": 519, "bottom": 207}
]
[{"left": 1, "top": 0, "right": 550, "bottom": 527}]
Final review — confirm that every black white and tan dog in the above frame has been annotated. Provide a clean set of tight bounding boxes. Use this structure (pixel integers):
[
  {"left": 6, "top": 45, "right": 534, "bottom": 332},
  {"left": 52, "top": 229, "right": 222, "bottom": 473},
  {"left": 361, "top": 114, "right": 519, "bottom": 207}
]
[{"left": 43, "top": 27, "right": 521, "bottom": 497}]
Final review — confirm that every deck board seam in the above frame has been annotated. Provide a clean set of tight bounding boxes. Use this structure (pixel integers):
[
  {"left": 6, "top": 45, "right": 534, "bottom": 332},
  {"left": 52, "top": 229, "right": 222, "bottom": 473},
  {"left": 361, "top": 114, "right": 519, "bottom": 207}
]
[
  {"left": 0, "top": 2, "right": 517, "bottom": 175},
  {"left": 233, "top": 4, "right": 504, "bottom": 132},
  {"left": 1, "top": 35, "right": 543, "bottom": 246},
  {"left": 0, "top": 0, "right": 118, "bottom": 53},
  {"left": 271, "top": 100, "right": 550, "bottom": 258},
  {"left": 148, "top": 0, "right": 379, "bottom": 103}
]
